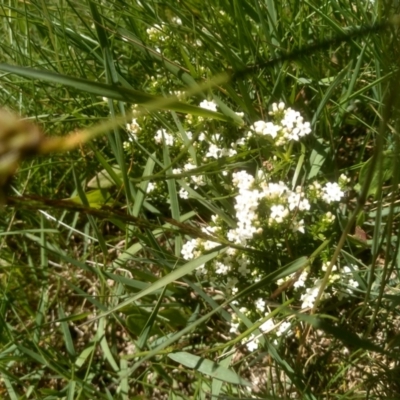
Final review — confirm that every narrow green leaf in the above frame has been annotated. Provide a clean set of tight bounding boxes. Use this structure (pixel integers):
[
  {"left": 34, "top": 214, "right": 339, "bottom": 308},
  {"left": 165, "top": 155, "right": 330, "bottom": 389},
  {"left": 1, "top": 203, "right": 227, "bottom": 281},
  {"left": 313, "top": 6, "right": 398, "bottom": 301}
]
[
  {"left": 75, "top": 344, "right": 95, "bottom": 369},
  {"left": 58, "top": 306, "right": 76, "bottom": 358}
]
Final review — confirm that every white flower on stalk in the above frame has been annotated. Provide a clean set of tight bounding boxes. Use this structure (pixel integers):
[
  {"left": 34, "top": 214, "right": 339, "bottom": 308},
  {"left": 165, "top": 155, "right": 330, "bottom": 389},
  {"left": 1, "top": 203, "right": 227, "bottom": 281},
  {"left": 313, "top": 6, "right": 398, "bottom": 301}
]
[
  {"left": 171, "top": 17, "right": 182, "bottom": 25},
  {"left": 341, "top": 265, "right": 359, "bottom": 294},
  {"left": 226, "top": 277, "right": 239, "bottom": 291},
  {"left": 322, "top": 211, "right": 336, "bottom": 224}
]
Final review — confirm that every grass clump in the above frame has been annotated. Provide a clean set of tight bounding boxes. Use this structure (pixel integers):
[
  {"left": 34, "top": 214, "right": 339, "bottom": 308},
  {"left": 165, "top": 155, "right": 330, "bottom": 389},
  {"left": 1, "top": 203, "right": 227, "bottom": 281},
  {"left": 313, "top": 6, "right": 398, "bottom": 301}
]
[{"left": 1, "top": 0, "right": 400, "bottom": 399}]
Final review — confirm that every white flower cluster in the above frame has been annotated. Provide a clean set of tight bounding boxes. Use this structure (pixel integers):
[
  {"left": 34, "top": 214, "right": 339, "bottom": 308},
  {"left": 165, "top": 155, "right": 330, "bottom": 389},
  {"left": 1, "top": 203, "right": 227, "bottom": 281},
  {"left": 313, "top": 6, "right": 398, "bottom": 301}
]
[
  {"left": 146, "top": 24, "right": 169, "bottom": 42},
  {"left": 276, "top": 262, "right": 360, "bottom": 310},
  {"left": 126, "top": 118, "right": 140, "bottom": 140},
  {"left": 237, "top": 313, "right": 293, "bottom": 352},
  {"left": 181, "top": 226, "right": 220, "bottom": 264},
  {"left": 199, "top": 100, "right": 218, "bottom": 112},
  {"left": 300, "top": 279, "right": 324, "bottom": 309},
  {"left": 309, "top": 176, "right": 347, "bottom": 204},
  {"left": 155, "top": 128, "right": 174, "bottom": 146},
  {"left": 321, "top": 182, "right": 344, "bottom": 203},
  {"left": 124, "top": 117, "right": 141, "bottom": 149},
  {"left": 173, "top": 161, "right": 207, "bottom": 194},
  {"left": 206, "top": 143, "right": 236, "bottom": 159},
  {"left": 227, "top": 171, "right": 310, "bottom": 245},
  {"left": 248, "top": 102, "right": 311, "bottom": 146}
]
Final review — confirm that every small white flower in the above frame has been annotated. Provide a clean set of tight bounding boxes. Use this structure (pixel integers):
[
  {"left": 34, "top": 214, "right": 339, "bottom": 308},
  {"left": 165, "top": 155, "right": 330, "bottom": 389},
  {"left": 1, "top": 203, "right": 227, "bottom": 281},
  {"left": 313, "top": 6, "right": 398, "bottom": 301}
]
[
  {"left": 179, "top": 188, "right": 189, "bottom": 199},
  {"left": 126, "top": 118, "right": 140, "bottom": 138},
  {"left": 292, "top": 219, "right": 305, "bottom": 234},
  {"left": 215, "top": 262, "right": 229, "bottom": 275},
  {"left": 321, "top": 182, "right": 344, "bottom": 203},
  {"left": 172, "top": 17, "right": 182, "bottom": 25},
  {"left": 293, "top": 270, "right": 308, "bottom": 288},
  {"left": 220, "top": 147, "right": 237, "bottom": 157},
  {"left": 255, "top": 298, "right": 266, "bottom": 312},
  {"left": 244, "top": 334, "right": 259, "bottom": 352},
  {"left": 270, "top": 205, "right": 289, "bottom": 224},
  {"left": 259, "top": 318, "right": 275, "bottom": 333},
  {"left": 199, "top": 100, "right": 217, "bottom": 111},
  {"left": 232, "top": 171, "right": 255, "bottom": 190},
  {"left": 276, "top": 321, "right": 292, "bottom": 337},
  {"left": 155, "top": 129, "right": 174, "bottom": 146},
  {"left": 261, "top": 181, "right": 288, "bottom": 198},
  {"left": 226, "top": 277, "right": 239, "bottom": 290},
  {"left": 238, "top": 258, "right": 250, "bottom": 276},
  {"left": 229, "top": 321, "right": 240, "bottom": 333},
  {"left": 206, "top": 144, "right": 221, "bottom": 159},
  {"left": 181, "top": 239, "right": 198, "bottom": 260},
  {"left": 146, "top": 182, "right": 155, "bottom": 193},
  {"left": 300, "top": 279, "right": 323, "bottom": 309}
]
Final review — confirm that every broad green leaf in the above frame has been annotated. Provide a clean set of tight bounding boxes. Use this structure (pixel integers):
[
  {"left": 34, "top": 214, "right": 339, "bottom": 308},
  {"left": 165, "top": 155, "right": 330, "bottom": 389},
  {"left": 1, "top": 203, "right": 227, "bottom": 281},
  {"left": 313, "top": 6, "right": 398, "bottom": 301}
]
[
  {"left": 87, "top": 166, "right": 122, "bottom": 189},
  {"left": 168, "top": 351, "right": 251, "bottom": 386},
  {"left": 68, "top": 189, "right": 112, "bottom": 208},
  {"left": 358, "top": 150, "right": 394, "bottom": 198}
]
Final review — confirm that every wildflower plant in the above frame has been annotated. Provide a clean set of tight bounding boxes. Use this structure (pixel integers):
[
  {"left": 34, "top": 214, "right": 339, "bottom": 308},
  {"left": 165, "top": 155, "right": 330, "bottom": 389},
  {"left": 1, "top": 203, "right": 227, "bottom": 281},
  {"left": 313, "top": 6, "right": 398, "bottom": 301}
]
[{"left": 1, "top": 0, "right": 400, "bottom": 399}]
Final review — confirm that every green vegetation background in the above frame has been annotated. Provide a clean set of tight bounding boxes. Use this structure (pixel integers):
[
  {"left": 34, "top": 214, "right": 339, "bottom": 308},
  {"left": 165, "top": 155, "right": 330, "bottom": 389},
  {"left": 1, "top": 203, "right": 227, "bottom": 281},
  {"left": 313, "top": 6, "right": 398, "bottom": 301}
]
[{"left": 1, "top": 1, "right": 400, "bottom": 399}]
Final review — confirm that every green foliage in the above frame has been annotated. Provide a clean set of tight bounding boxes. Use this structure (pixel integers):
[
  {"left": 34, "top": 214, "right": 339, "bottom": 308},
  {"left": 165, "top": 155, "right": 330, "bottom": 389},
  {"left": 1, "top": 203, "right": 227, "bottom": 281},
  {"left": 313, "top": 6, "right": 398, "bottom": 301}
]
[{"left": 1, "top": 0, "right": 400, "bottom": 399}]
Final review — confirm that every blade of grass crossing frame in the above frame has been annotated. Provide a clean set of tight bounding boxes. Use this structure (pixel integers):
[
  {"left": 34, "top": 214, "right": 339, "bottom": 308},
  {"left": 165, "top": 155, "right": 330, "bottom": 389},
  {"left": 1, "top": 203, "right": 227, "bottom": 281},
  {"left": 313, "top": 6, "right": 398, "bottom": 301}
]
[
  {"left": 335, "top": 43, "right": 367, "bottom": 125},
  {"left": 163, "top": 141, "right": 182, "bottom": 255},
  {"left": 132, "top": 154, "right": 156, "bottom": 218},
  {"left": 3, "top": 376, "right": 18, "bottom": 400},
  {"left": 311, "top": 65, "right": 350, "bottom": 127},
  {"left": 118, "top": 358, "right": 129, "bottom": 400},
  {"left": 66, "top": 380, "right": 76, "bottom": 400},
  {"left": 137, "top": 285, "right": 168, "bottom": 350},
  {"left": 96, "top": 249, "right": 223, "bottom": 319},
  {"left": 96, "top": 316, "right": 119, "bottom": 372},
  {"left": 89, "top": 1, "right": 133, "bottom": 205}
]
